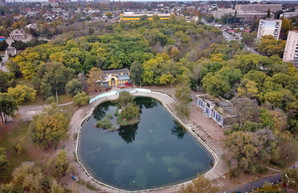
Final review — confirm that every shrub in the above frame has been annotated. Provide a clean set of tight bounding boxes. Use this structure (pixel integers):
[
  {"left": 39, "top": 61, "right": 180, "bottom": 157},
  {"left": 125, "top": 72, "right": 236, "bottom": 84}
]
[{"left": 73, "top": 92, "right": 89, "bottom": 106}]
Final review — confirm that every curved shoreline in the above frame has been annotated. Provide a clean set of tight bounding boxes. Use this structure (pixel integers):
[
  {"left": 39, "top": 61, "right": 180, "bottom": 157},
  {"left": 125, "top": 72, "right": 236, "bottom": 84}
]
[{"left": 74, "top": 89, "right": 220, "bottom": 192}]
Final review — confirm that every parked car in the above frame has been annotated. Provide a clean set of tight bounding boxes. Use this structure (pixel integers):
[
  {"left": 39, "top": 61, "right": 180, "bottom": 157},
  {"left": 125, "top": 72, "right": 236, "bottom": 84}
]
[{"left": 117, "top": 82, "right": 133, "bottom": 89}]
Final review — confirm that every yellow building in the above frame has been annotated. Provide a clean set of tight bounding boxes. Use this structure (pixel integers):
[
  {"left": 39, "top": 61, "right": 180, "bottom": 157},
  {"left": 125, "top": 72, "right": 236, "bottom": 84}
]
[
  {"left": 120, "top": 13, "right": 170, "bottom": 21},
  {"left": 101, "top": 68, "right": 130, "bottom": 87}
]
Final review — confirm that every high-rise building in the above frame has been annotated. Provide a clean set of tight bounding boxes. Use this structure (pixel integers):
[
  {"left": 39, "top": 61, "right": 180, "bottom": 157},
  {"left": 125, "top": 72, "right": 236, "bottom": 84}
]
[
  {"left": 283, "top": 31, "right": 298, "bottom": 64},
  {"left": 0, "top": 0, "right": 5, "bottom": 7},
  {"left": 257, "top": 19, "right": 282, "bottom": 40}
]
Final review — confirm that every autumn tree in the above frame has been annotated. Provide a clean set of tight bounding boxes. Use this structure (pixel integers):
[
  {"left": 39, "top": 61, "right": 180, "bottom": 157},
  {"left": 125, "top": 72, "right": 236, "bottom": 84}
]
[
  {"left": 178, "top": 175, "right": 219, "bottom": 193},
  {"left": 31, "top": 109, "right": 69, "bottom": 149},
  {"left": 87, "top": 67, "right": 103, "bottom": 92},
  {"left": 224, "top": 130, "right": 279, "bottom": 177},
  {"left": 175, "top": 83, "right": 192, "bottom": 117},
  {"left": 47, "top": 151, "right": 69, "bottom": 178},
  {"left": 73, "top": 92, "right": 89, "bottom": 106},
  {"left": 255, "top": 35, "right": 286, "bottom": 57},
  {"left": 0, "top": 93, "right": 18, "bottom": 124},
  {"left": 65, "top": 79, "right": 82, "bottom": 97},
  {"left": 232, "top": 97, "right": 260, "bottom": 126},
  {"left": 281, "top": 168, "right": 298, "bottom": 189},
  {"left": 8, "top": 85, "right": 36, "bottom": 105}
]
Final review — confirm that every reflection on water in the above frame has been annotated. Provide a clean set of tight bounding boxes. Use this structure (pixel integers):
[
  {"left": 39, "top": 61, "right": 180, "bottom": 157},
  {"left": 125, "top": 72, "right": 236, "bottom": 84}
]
[
  {"left": 118, "top": 123, "right": 139, "bottom": 144},
  {"left": 171, "top": 121, "right": 186, "bottom": 139},
  {"left": 79, "top": 97, "right": 213, "bottom": 190}
]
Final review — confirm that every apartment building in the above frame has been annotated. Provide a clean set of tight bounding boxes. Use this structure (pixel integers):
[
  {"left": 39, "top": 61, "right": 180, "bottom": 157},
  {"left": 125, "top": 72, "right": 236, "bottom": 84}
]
[
  {"left": 257, "top": 19, "right": 282, "bottom": 40},
  {"left": 283, "top": 31, "right": 298, "bottom": 64}
]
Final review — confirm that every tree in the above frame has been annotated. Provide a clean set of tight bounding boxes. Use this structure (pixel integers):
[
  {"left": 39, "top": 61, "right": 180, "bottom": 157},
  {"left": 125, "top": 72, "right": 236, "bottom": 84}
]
[
  {"left": 224, "top": 130, "right": 278, "bottom": 177},
  {"left": 0, "top": 70, "right": 14, "bottom": 93},
  {"left": 0, "top": 40, "right": 8, "bottom": 51},
  {"left": 8, "top": 85, "right": 36, "bottom": 105},
  {"left": 175, "top": 83, "right": 192, "bottom": 117},
  {"left": 205, "top": 14, "right": 215, "bottom": 23},
  {"left": 130, "top": 61, "right": 143, "bottom": 86},
  {"left": 11, "top": 162, "right": 44, "bottom": 193},
  {"left": 0, "top": 93, "right": 18, "bottom": 124},
  {"left": 105, "top": 12, "right": 113, "bottom": 19},
  {"left": 241, "top": 32, "right": 256, "bottom": 46},
  {"left": 50, "top": 179, "right": 65, "bottom": 193},
  {"left": 140, "top": 15, "right": 149, "bottom": 21},
  {"left": 33, "top": 62, "right": 75, "bottom": 98},
  {"left": 73, "top": 92, "right": 89, "bottom": 106},
  {"left": 116, "top": 91, "right": 134, "bottom": 109},
  {"left": 255, "top": 35, "right": 286, "bottom": 57},
  {"left": 47, "top": 151, "right": 69, "bottom": 178},
  {"left": 232, "top": 97, "right": 260, "bottom": 125},
  {"left": 152, "top": 15, "right": 160, "bottom": 20},
  {"left": 65, "top": 79, "right": 82, "bottom": 97},
  {"left": 178, "top": 175, "right": 219, "bottom": 193},
  {"left": 267, "top": 8, "right": 271, "bottom": 18},
  {"left": 121, "top": 103, "right": 140, "bottom": 121},
  {"left": 281, "top": 168, "right": 298, "bottom": 189},
  {"left": 87, "top": 67, "right": 103, "bottom": 92},
  {"left": 0, "top": 147, "right": 8, "bottom": 172},
  {"left": 31, "top": 110, "right": 69, "bottom": 149}
]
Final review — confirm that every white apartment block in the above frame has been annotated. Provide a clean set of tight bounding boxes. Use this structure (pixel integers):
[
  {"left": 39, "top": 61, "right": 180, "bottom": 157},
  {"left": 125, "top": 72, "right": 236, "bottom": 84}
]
[
  {"left": 257, "top": 19, "right": 282, "bottom": 40},
  {"left": 283, "top": 31, "right": 298, "bottom": 63}
]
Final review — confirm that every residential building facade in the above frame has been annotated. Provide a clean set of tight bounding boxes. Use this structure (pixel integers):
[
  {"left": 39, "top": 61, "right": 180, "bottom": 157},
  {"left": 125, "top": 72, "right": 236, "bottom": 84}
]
[
  {"left": 283, "top": 30, "right": 298, "bottom": 64},
  {"left": 9, "top": 29, "right": 27, "bottom": 40},
  {"left": 257, "top": 19, "right": 282, "bottom": 40}
]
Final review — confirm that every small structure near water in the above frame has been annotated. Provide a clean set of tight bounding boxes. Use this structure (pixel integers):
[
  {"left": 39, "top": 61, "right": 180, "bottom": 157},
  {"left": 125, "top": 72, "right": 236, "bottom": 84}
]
[{"left": 195, "top": 94, "right": 237, "bottom": 127}]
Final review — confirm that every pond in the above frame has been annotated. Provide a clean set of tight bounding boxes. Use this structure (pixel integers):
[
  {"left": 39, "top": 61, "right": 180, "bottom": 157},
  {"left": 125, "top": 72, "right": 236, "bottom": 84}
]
[{"left": 78, "top": 97, "right": 213, "bottom": 191}]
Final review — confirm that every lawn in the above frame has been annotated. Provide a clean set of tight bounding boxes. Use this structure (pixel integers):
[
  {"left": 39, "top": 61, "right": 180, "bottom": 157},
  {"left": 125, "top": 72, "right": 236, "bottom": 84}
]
[{"left": 0, "top": 121, "right": 33, "bottom": 182}]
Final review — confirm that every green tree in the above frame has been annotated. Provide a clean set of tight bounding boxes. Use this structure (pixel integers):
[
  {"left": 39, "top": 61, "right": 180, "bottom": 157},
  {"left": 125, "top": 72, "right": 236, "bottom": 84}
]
[
  {"left": 8, "top": 85, "right": 36, "bottom": 105},
  {"left": 0, "top": 70, "right": 14, "bottom": 92},
  {"left": 31, "top": 110, "right": 69, "bottom": 149},
  {"left": 116, "top": 91, "right": 134, "bottom": 109},
  {"left": 0, "top": 40, "right": 8, "bottom": 51},
  {"left": 255, "top": 35, "right": 286, "bottom": 57},
  {"left": 121, "top": 103, "right": 140, "bottom": 121},
  {"left": 73, "top": 92, "right": 89, "bottom": 106},
  {"left": 152, "top": 15, "right": 160, "bottom": 20},
  {"left": 241, "top": 32, "right": 257, "bottom": 46},
  {"left": 178, "top": 175, "right": 219, "bottom": 193},
  {"left": 205, "top": 14, "right": 215, "bottom": 23},
  {"left": 281, "top": 168, "right": 298, "bottom": 189},
  {"left": 0, "top": 93, "right": 18, "bottom": 124},
  {"left": 0, "top": 147, "right": 8, "bottom": 172},
  {"left": 33, "top": 62, "right": 75, "bottom": 99},
  {"left": 65, "top": 79, "right": 82, "bottom": 97},
  {"left": 130, "top": 61, "right": 143, "bottom": 86},
  {"left": 139, "top": 15, "right": 149, "bottom": 21},
  {"left": 47, "top": 151, "right": 69, "bottom": 178}
]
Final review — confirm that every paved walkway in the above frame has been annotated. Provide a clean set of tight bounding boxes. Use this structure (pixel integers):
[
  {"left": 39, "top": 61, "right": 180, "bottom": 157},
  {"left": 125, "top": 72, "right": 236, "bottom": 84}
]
[{"left": 65, "top": 89, "right": 227, "bottom": 193}]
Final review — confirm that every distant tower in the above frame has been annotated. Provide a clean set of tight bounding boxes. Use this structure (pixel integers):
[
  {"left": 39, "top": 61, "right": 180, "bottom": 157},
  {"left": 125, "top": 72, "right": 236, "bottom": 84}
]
[{"left": 0, "top": 0, "right": 6, "bottom": 7}]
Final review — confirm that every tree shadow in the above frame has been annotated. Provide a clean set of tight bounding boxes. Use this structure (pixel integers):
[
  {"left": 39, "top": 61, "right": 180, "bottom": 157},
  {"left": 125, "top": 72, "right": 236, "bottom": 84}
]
[
  {"left": 171, "top": 122, "right": 186, "bottom": 139},
  {"left": 118, "top": 123, "right": 139, "bottom": 144}
]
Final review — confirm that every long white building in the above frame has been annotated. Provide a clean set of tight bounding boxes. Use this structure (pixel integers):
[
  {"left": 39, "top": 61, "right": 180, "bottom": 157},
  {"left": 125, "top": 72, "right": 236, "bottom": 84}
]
[
  {"left": 283, "top": 31, "right": 298, "bottom": 64},
  {"left": 257, "top": 19, "right": 282, "bottom": 40}
]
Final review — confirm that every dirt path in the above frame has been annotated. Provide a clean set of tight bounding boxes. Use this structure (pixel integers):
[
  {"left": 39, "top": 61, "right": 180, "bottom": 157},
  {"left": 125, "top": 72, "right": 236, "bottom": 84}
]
[{"left": 63, "top": 88, "right": 228, "bottom": 193}]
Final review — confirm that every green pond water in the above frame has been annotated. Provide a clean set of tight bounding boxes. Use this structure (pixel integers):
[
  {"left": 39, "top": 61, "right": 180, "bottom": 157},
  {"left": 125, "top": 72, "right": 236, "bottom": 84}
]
[{"left": 78, "top": 97, "right": 213, "bottom": 190}]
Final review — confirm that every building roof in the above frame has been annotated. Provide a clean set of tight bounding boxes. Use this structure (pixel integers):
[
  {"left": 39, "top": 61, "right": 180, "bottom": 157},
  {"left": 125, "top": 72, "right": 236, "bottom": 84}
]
[
  {"left": 103, "top": 68, "right": 129, "bottom": 74},
  {"left": 118, "top": 75, "right": 130, "bottom": 81}
]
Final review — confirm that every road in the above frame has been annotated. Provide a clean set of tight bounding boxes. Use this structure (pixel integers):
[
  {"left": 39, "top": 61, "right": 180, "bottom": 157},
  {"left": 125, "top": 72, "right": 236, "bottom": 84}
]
[
  {"left": 224, "top": 174, "right": 281, "bottom": 193},
  {"left": 202, "top": 19, "right": 259, "bottom": 55}
]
